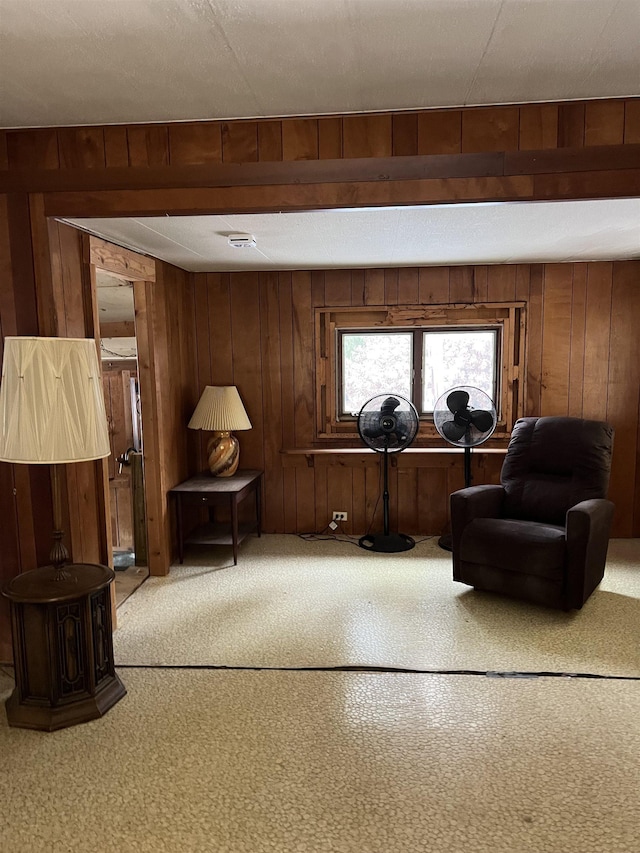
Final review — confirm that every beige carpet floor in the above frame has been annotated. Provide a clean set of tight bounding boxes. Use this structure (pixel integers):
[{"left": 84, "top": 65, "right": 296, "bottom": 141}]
[
  {"left": 1, "top": 666, "right": 639, "bottom": 853},
  {"left": 113, "top": 535, "right": 640, "bottom": 676}
]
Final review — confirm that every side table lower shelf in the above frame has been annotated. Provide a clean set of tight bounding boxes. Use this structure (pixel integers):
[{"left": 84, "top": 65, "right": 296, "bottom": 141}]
[{"left": 186, "top": 521, "right": 259, "bottom": 549}]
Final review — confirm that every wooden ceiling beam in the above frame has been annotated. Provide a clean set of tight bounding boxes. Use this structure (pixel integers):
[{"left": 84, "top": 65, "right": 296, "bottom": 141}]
[{"left": 1, "top": 144, "right": 638, "bottom": 194}]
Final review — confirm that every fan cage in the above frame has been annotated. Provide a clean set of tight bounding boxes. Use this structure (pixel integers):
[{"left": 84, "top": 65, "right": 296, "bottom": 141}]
[
  {"left": 433, "top": 386, "right": 497, "bottom": 448},
  {"left": 357, "top": 394, "right": 420, "bottom": 453}
]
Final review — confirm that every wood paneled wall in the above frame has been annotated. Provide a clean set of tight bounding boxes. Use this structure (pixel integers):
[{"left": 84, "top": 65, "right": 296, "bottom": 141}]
[
  {"left": 136, "top": 261, "right": 199, "bottom": 570},
  {"left": 1, "top": 97, "right": 639, "bottom": 649},
  {"left": 1, "top": 100, "right": 639, "bottom": 170},
  {"left": 194, "top": 261, "right": 640, "bottom": 540}
]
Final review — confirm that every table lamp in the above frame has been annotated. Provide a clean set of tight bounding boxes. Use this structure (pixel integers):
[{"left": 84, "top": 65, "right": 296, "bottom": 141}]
[
  {"left": 188, "top": 385, "right": 251, "bottom": 477},
  {"left": 0, "top": 336, "right": 126, "bottom": 730}
]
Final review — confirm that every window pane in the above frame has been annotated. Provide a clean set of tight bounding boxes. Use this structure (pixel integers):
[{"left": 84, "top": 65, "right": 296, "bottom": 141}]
[
  {"left": 422, "top": 330, "right": 497, "bottom": 411},
  {"left": 342, "top": 332, "right": 412, "bottom": 415}
]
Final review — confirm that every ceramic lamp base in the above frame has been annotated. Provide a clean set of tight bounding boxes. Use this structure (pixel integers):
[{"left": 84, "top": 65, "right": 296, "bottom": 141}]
[{"left": 207, "top": 431, "right": 239, "bottom": 477}]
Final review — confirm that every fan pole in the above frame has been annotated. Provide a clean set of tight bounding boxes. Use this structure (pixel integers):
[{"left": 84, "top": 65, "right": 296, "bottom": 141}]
[
  {"left": 464, "top": 445, "right": 472, "bottom": 489},
  {"left": 358, "top": 444, "right": 415, "bottom": 553},
  {"left": 382, "top": 445, "right": 390, "bottom": 536}
]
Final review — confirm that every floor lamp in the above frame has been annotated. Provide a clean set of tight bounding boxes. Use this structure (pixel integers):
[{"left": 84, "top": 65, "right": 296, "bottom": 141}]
[{"left": 0, "top": 336, "right": 126, "bottom": 731}]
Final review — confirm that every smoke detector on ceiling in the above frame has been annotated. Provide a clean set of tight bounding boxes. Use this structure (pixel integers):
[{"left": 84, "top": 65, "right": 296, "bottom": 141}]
[{"left": 228, "top": 233, "right": 257, "bottom": 249}]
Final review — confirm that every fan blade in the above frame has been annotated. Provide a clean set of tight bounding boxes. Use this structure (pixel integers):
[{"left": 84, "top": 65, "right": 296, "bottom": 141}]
[
  {"left": 470, "top": 409, "right": 494, "bottom": 433},
  {"left": 442, "top": 420, "right": 467, "bottom": 442},
  {"left": 447, "top": 390, "right": 469, "bottom": 414}
]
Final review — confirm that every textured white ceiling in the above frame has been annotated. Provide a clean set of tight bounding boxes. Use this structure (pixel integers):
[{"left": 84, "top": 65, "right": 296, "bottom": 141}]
[
  {"left": 96, "top": 270, "right": 135, "bottom": 321},
  {"left": 1, "top": 0, "right": 639, "bottom": 128},
  {"left": 68, "top": 198, "right": 640, "bottom": 273}
]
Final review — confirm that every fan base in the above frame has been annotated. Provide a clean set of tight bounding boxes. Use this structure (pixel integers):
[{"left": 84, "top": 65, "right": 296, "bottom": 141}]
[
  {"left": 438, "top": 533, "right": 453, "bottom": 552},
  {"left": 358, "top": 533, "right": 415, "bottom": 553}
]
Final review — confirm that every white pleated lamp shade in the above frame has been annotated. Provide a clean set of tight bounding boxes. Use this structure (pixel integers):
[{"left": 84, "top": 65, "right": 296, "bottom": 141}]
[
  {"left": 0, "top": 336, "right": 111, "bottom": 464},
  {"left": 188, "top": 386, "right": 252, "bottom": 432}
]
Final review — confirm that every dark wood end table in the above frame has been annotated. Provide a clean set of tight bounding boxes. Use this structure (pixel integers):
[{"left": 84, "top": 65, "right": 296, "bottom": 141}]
[
  {"left": 170, "top": 469, "right": 262, "bottom": 565},
  {"left": 2, "top": 563, "right": 126, "bottom": 731}
]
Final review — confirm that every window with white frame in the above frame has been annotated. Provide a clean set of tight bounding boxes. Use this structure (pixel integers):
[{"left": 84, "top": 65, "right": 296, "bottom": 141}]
[{"left": 340, "top": 327, "right": 499, "bottom": 416}]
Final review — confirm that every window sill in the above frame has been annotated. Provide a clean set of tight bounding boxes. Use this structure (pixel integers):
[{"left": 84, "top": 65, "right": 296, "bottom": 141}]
[{"left": 281, "top": 446, "right": 507, "bottom": 468}]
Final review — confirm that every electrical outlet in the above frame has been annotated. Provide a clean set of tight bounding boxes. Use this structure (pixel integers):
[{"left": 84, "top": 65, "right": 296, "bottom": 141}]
[{"left": 332, "top": 511, "right": 348, "bottom": 522}]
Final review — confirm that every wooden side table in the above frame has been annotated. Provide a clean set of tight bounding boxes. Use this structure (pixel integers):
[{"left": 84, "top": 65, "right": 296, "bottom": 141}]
[
  {"left": 3, "top": 563, "right": 126, "bottom": 731},
  {"left": 170, "top": 469, "right": 262, "bottom": 565}
]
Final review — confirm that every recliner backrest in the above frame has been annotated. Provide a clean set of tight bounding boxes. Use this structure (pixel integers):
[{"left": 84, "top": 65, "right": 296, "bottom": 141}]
[{"left": 500, "top": 417, "right": 614, "bottom": 525}]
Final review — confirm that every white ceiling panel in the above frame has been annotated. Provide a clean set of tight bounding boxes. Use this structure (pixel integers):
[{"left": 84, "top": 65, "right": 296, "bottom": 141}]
[
  {"left": 1, "top": 0, "right": 638, "bottom": 128},
  {"left": 467, "top": 1, "right": 639, "bottom": 104},
  {"left": 67, "top": 198, "right": 640, "bottom": 272}
]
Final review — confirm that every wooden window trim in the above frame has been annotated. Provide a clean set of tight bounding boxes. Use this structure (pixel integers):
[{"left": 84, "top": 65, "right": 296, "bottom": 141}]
[{"left": 315, "top": 302, "right": 526, "bottom": 446}]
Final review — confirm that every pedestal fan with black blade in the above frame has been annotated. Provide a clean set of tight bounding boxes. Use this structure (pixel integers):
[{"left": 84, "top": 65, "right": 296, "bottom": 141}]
[
  {"left": 433, "top": 386, "right": 497, "bottom": 550},
  {"left": 357, "top": 394, "right": 419, "bottom": 553}
]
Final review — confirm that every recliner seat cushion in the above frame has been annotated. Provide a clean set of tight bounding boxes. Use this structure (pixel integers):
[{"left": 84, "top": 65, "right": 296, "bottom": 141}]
[{"left": 460, "top": 518, "right": 566, "bottom": 580}]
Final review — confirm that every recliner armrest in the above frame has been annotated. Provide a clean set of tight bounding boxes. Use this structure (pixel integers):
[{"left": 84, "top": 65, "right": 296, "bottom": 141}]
[
  {"left": 565, "top": 499, "right": 615, "bottom": 608},
  {"left": 450, "top": 485, "right": 505, "bottom": 575}
]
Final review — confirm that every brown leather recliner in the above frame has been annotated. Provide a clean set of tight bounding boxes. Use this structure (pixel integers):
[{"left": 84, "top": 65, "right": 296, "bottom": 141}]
[{"left": 450, "top": 416, "right": 615, "bottom": 610}]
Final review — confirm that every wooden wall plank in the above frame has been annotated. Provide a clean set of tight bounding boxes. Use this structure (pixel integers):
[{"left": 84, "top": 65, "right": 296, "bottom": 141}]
[
  {"left": 104, "top": 126, "right": 130, "bottom": 167},
  {"left": 449, "top": 267, "right": 473, "bottom": 303},
  {"left": 462, "top": 107, "right": 519, "bottom": 153},
  {"left": 282, "top": 119, "right": 319, "bottom": 161},
  {"left": 364, "top": 269, "right": 385, "bottom": 305},
  {"left": 351, "top": 466, "right": 367, "bottom": 535},
  {"left": 606, "top": 262, "right": 640, "bottom": 535},
  {"left": 222, "top": 121, "right": 258, "bottom": 163},
  {"left": 418, "top": 267, "right": 449, "bottom": 304},
  {"left": 311, "top": 270, "right": 325, "bottom": 307},
  {"left": 230, "top": 273, "right": 264, "bottom": 472},
  {"left": 133, "top": 278, "right": 166, "bottom": 572},
  {"left": 518, "top": 104, "right": 559, "bottom": 150},
  {"left": 127, "top": 126, "right": 170, "bottom": 167},
  {"left": 540, "top": 264, "right": 573, "bottom": 415},
  {"left": 279, "top": 272, "right": 296, "bottom": 458},
  {"left": 258, "top": 121, "right": 283, "bottom": 162},
  {"left": 524, "top": 265, "right": 543, "bottom": 415},
  {"left": 417, "top": 111, "right": 462, "bottom": 154},
  {"left": 291, "top": 271, "right": 315, "bottom": 448},
  {"left": 318, "top": 118, "right": 343, "bottom": 159},
  {"left": 259, "top": 272, "right": 285, "bottom": 532},
  {"left": 207, "top": 273, "right": 234, "bottom": 385},
  {"left": 0, "top": 132, "right": 8, "bottom": 170},
  {"left": 582, "top": 263, "right": 613, "bottom": 420},
  {"left": 487, "top": 265, "right": 517, "bottom": 302},
  {"left": 625, "top": 100, "right": 640, "bottom": 143},
  {"left": 6, "top": 129, "right": 59, "bottom": 169},
  {"left": 472, "top": 266, "right": 489, "bottom": 303},
  {"left": 558, "top": 102, "right": 585, "bottom": 148},
  {"left": 295, "top": 467, "right": 316, "bottom": 533},
  {"left": 343, "top": 115, "right": 392, "bottom": 158},
  {"left": 350, "top": 269, "right": 365, "bottom": 307},
  {"left": 324, "top": 269, "right": 351, "bottom": 306},
  {"left": 384, "top": 268, "right": 399, "bottom": 305},
  {"left": 392, "top": 114, "right": 418, "bottom": 156},
  {"left": 397, "top": 468, "right": 418, "bottom": 534},
  {"left": 568, "top": 264, "right": 587, "bottom": 417},
  {"left": 585, "top": 101, "right": 626, "bottom": 146},
  {"left": 169, "top": 123, "right": 222, "bottom": 165},
  {"left": 58, "top": 127, "right": 106, "bottom": 169},
  {"left": 397, "top": 268, "right": 419, "bottom": 304}
]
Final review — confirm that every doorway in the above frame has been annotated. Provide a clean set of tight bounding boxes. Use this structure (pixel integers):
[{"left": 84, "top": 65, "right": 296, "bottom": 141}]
[{"left": 95, "top": 269, "right": 149, "bottom": 607}]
